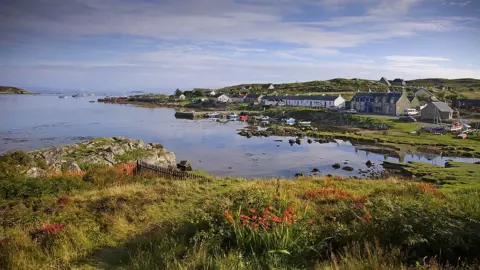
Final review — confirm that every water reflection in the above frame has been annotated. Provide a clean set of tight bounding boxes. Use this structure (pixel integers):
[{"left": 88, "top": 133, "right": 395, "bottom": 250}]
[{"left": 1, "top": 94, "right": 477, "bottom": 178}]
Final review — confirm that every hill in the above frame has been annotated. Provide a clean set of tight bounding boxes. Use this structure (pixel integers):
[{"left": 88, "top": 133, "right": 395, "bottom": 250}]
[
  {"left": 0, "top": 86, "right": 34, "bottom": 94},
  {"left": 217, "top": 78, "right": 480, "bottom": 99}
]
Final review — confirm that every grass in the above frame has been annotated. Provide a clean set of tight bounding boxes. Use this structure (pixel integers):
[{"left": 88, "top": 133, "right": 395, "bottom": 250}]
[{"left": 1, "top": 164, "right": 480, "bottom": 269}]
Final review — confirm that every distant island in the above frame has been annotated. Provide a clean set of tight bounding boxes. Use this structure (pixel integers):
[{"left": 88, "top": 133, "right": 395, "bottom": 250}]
[{"left": 0, "top": 86, "right": 34, "bottom": 94}]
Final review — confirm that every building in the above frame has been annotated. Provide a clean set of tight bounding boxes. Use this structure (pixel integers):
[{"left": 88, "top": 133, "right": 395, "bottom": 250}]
[
  {"left": 420, "top": 102, "right": 453, "bottom": 121},
  {"left": 391, "top": 79, "right": 406, "bottom": 86},
  {"left": 350, "top": 90, "right": 411, "bottom": 116},
  {"left": 415, "top": 88, "right": 434, "bottom": 97},
  {"left": 174, "top": 94, "right": 186, "bottom": 101},
  {"left": 214, "top": 94, "right": 231, "bottom": 103},
  {"left": 457, "top": 99, "right": 480, "bottom": 110},
  {"left": 282, "top": 94, "right": 345, "bottom": 109},
  {"left": 408, "top": 95, "right": 421, "bottom": 109},
  {"left": 261, "top": 96, "right": 285, "bottom": 106},
  {"left": 268, "top": 84, "right": 275, "bottom": 90},
  {"left": 244, "top": 94, "right": 264, "bottom": 104},
  {"left": 229, "top": 94, "right": 246, "bottom": 103},
  {"left": 379, "top": 77, "right": 391, "bottom": 86},
  {"left": 205, "top": 90, "right": 216, "bottom": 96}
]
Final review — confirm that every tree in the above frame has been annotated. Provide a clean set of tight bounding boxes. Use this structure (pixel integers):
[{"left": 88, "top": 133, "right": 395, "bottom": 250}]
[
  {"left": 193, "top": 90, "right": 204, "bottom": 97},
  {"left": 174, "top": 89, "right": 183, "bottom": 96},
  {"left": 436, "top": 91, "right": 447, "bottom": 101}
]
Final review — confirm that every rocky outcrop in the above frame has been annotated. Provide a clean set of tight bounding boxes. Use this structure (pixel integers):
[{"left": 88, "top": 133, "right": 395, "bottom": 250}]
[{"left": 27, "top": 137, "right": 176, "bottom": 175}]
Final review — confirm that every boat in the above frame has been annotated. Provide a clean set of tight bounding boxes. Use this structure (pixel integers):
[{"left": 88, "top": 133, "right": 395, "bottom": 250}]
[
  {"left": 72, "top": 94, "right": 80, "bottom": 98},
  {"left": 227, "top": 113, "right": 238, "bottom": 120},
  {"left": 298, "top": 121, "right": 311, "bottom": 126},
  {"left": 261, "top": 116, "right": 270, "bottom": 121},
  {"left": 58, "top": 95, "right": 67, "bottom": 99},
  {"left": 444, "top": 121, "right": 463, "bottom": 132},
  {"left": 282, "top": 118, "right": 296, "bottom": 125},
  {"left": 89, "top": 93, "right": 94, "bottom": 96},
  {"left": 89, "top": 100, "right": 95, "bottom": 103},
  {"left": 205, "top": 112, "right": 219, "bottom": 118},
  {"left": 239, "top": 114, "right": 248, "bottom": 121}
]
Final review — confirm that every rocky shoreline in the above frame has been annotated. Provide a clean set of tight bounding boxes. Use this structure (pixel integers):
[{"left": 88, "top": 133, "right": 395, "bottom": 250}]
[{"left": 8, "top": 137, "right": 178, "bottom": 177}]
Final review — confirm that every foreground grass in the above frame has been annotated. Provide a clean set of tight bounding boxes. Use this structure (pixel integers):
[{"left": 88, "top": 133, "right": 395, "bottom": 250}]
[{"left": 1, "top": 167, "right": 480, "bottom": 269}]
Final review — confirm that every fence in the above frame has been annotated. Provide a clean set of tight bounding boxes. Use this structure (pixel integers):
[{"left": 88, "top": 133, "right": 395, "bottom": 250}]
[{"left": 135, "top": 160, "right": 208, "bottom": 180}]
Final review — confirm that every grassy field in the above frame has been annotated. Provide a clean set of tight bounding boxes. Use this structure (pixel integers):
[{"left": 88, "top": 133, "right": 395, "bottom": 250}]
[
  {"left": 0, "top": 86, "right": 34, "bottom": 94},
  {"left": 1, "top": 162, "right": 480, "bottom": 269}
]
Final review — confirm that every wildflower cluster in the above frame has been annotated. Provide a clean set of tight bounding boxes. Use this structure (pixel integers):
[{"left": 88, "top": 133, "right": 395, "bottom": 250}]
[
  {"left": 225, "top": 203, "right": 312, "bottom": 231},
  {"left": 57, "top": 196, "right": 70, "bottom": 208},
  {"left": 40, "top": 224, "right": 65, "bottom": 234},
  {"left": 418, "top": 183, "right": 443, "bottom": 197}
]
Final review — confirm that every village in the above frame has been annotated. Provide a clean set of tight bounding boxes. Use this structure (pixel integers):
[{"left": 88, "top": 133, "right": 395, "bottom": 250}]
[{"left": 98, "top": 77, "right": 480, "bottom": 137}]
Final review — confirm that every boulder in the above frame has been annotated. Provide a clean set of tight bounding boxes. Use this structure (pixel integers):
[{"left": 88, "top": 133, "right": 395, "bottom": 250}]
[
  {"left": 26, "top": 167, "right": 46, "bottom": 178},
  {"left": 177, "top": 160, "right": 193, "bottom": 171},
  {"left": 342, "top": 166, "right": 354, "bottom": 172},
  {"left": 366, "top": 160, "right": 373, "bottom": 167},
  {"left": 106, "top": 145, "right": 125, "bottom": 156},
  {"left": 332, "top": 163, "right": 341, "bottom": 169},
  {"left": 149, "top": 142, "right": 163, "bottom": 149},
  {"left": 64, "top": 161, "right": 82, "bottom": 172}
]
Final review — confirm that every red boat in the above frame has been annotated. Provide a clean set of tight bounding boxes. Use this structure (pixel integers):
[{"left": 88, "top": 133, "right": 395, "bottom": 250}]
[{"left": 239, "top": 115, "right": 248, "bottom": 121}]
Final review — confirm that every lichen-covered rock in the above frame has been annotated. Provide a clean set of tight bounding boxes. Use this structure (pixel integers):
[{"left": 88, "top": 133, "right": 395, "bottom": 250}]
[
  {"left": 26, "top": 167, "right": 46, "bottom": 178},
  {"left": 21, "top": 137, "right": 176, "bottom": 176}
]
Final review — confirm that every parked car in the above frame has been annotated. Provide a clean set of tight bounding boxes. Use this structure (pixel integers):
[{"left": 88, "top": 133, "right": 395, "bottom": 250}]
[
  {"left": 399, "top": 116, "right": 417, "bottom": 122},
  {"left": 403, "top": 109, "right": 419, "bottom": 116},
  {"left": 344, "top": 109, "right": 357, "bottom": 114}
]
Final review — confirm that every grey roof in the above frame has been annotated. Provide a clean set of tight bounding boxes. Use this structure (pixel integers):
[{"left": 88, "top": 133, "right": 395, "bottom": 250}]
[
  {"left": 415, "top": 89, "right": 434, "bottom": 96},
  {"left": 245, "top": 94, "right": 263, "bottom": 99},
  {"left": 379, "top": 77, "right": 391, "bottom": 85},
  {"left": 430, "top": 102, "right": 453, "bottom": 112},
  {"left": 281, "top": 95, "right": 339, "bottom": 101}
]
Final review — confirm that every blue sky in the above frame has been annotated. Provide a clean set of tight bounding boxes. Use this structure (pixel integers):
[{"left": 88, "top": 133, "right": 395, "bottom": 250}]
[{"left": 0, "top": 0, "right": 479, "bottom": 92}]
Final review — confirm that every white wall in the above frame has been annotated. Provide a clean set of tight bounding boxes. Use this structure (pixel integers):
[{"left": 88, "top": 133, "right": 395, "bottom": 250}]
[{"left": 284, "top": 97, "right": 344, "bottom": 108}]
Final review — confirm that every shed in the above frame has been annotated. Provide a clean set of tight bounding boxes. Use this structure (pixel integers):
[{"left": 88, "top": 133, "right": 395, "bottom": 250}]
[{"left": 420, "top": 102, "right": 453, "bottom": 121}]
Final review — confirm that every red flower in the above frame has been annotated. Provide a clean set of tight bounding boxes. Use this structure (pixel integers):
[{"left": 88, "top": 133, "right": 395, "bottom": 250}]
[
  {"left": 363, "top": 214, "right": 372, "bottom": 222},
  {"left": 249, "top": 209, "right": 256, "bottom": 213},
  {"left": 308, "top": 219, "right": 313, "bottom": 225},
  {"left": 268, "top": 205, "right": 273, "bottom": 211}
]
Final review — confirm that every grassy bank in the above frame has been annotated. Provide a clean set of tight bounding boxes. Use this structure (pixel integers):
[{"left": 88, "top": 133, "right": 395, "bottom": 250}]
[
  {"left": 0, "top": 86, "right": 34, "bottom": 94},
  {"left": 1, "top": 164, "right": 480, "bottom": 269}
]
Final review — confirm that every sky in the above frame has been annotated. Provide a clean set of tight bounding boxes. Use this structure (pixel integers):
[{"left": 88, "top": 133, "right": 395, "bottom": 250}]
[{"left": 0, "top": 0, "right": 479, "bottom": 92}]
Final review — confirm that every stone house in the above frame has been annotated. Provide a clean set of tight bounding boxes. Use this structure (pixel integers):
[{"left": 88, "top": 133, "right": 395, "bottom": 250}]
[
  {"left": 390, "top": 78, "right": 406, "bottom": 86},
  {"left": 350, "top": 90, "right": 412, "bottom": 116},
  {"left": 408, "top": 95, "right": 421, "bottom": 109},
  {"left": 229, "top": 94, "right": 246, "bottom": 103},
  {"left": 420, "top": 102, "right": 453, "bottom": 121},
  {"left": 379, "top": 77, "right": 391, "bottom": 86},
  {"left": 244, "top": 94, "right": 264, "bottom": 104},
  {"left": 174, "top": 94, "right": 186, "bottom": 101},
  {"left": 261, "top": 96, "right": 285, "bottom": 106}
]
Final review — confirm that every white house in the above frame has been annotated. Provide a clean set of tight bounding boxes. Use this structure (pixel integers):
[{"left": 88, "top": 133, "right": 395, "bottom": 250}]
[
  {"left": 268, "top": 84, "right": 275, "bottom": 90},
  {"left": 174, "top": 94, "right": 186, "bottom": 101},
  {"left": 215, "top": 94, "right": 231, "bottom": 103},
  {"left": 282, "top": 95, "right": 345, "bottom": 108},
  {"left": 205, "top": 90, "right": 216, "bottom": 96}
]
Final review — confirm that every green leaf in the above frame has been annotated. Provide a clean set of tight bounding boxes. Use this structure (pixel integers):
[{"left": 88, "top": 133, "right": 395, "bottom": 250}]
[{"left": 268, "top": 250, "right": 291, "bottom": 255}]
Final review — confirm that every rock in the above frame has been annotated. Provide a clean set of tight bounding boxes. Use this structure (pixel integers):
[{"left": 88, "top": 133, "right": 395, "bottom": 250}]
[
  {"left": 332, "top": 163, "right": 341, "bottom": 169},
  {"left": 295, "top": 138, "right": 301, "bottom": 145},
  {"left": 247, "top": 132, "right": 253, "bottom": 138},
  {"left": 64, "top": 161, "right": 82, "bottom": 172},
  {"left": 26, "top": 167, "right": 45, "bottom": 178},
  {"left": 307, "top": 139, "right": 313, "bottom": 144},
  {"left": 295, "top": 173, "right": 305, "bottom": 177},
  {"left": 177, "top": 160, "right": 193, "bottom": 171},
  {"left": 113, "top": 136, "right": 127, "bottom": 141},
  {"left": 311, "top": 168, "right": 319, "bottom": 172},
  {"left": 103, "top": 152, "right": 116, "bottom": 165},
  {"left": 342, "top": 166, "right": 354, "bottom": 171},
  {"left": 106, "top": 145, "right": 125, "bottom": 156},
  {"left": 288, "top": 139, "right": 295, "bottom": 144},
  {"left": 150, "top": 142, "right": 163, "bottom": 149},
  {"left": 366, "top": 160, "right": 373, "bottom": 167}
]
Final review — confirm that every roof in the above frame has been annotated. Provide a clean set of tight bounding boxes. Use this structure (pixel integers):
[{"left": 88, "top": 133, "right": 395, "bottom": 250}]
[
  {"left": 230, "top": 94, "right": 246, "bottom": 98},
  {"left": 214, "top": 93, "right": 228, "bottom": 98},
  {"left": 415, "top": 88, "right": 434, "bottom": 96},
  {"left": 281, "top": 95, "right": 340, "bottom": 101},
  {"left": 379, "top": 77, "right": 391, "bottom": 85},
  {"left": 392, "top": 78, "right": 405, "bottom": 82},
  {"left": 457, "top": 98, "right": 480, "bottom": 106},
  {"left": 205, "top": 90, "right": 215, "bottom": 93},
  {"left": 245, "top": 94, "right": 263, "bottom": 99},
  {"left": 429, "top": 102, "right": 453, "bottom": 112},
  {"left": 263, "top": 96, "right": 284, "bottom": 101}
]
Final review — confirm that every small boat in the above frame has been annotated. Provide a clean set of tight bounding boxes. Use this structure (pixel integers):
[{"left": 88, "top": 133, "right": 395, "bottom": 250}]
[
  {"left": 298, "top": 121, "right": 311, "bottom": 126},
  {"left": 239, "top": 115, "right": 248, "bottom": 121},
  {"left": 205, "top": 112, "right": 219, "bottom": 118},
  {"left": 261, "top": 116, "right": 270, "bottom": 121},
  {"left": 89, "top": 93, "right": 94, "bottom": 96},
  {"left": 58, "top": 95, "right": 67, "bottom": 99},
  {"left": 72, "top": 94, "right": 80, "bottom": 98},
  {"left": 444, "top": 122, "right": 462, "bottom": 132},
  {"left": 282, "top": 118, "right": 296, "bottom": 125},
  {"left": 89, "top": 100, "right": 95, "bottom": 103},
  {"left": 457, "top": 133, "right": 467, "bottom": 139},
  {"left": 227, "top": 113, "right": 238, "bottom": 120}
]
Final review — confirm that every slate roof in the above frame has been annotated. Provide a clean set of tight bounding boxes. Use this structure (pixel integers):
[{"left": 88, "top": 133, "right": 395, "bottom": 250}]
[
  {"left": 430, "top": 102, "right": 453, "bottom": 112},
  {"left": 379, "top": 77, "right": 391, "bottom": 86},
  {"left": 245, "top": 94, "right": 263, "bottom": 99},
  {"left": 213, "top": 93, "right": 228, "bottom": 98},
  {"left": 281, "top": 95, "right": 339, "bottom": 101},
  {"left": 352, "top": 92, "right": 403, "bottom": 102}
]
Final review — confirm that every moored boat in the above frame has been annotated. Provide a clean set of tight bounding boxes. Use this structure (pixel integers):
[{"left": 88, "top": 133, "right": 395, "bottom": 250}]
[
  {"left": 298, "top": 121, "right": 311, "bottom": 126},
  {"left": 282, "top": 118, "right": 296, "bottom": 125},
  {"left": 58, "top": 95, "right": 67, "bottom": 99},
  {"left": 205, "top": 112, "right": 219, "bottom": 118},
  {"left": 227, "top": 113, "right": 238, "bottom": 120}
]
